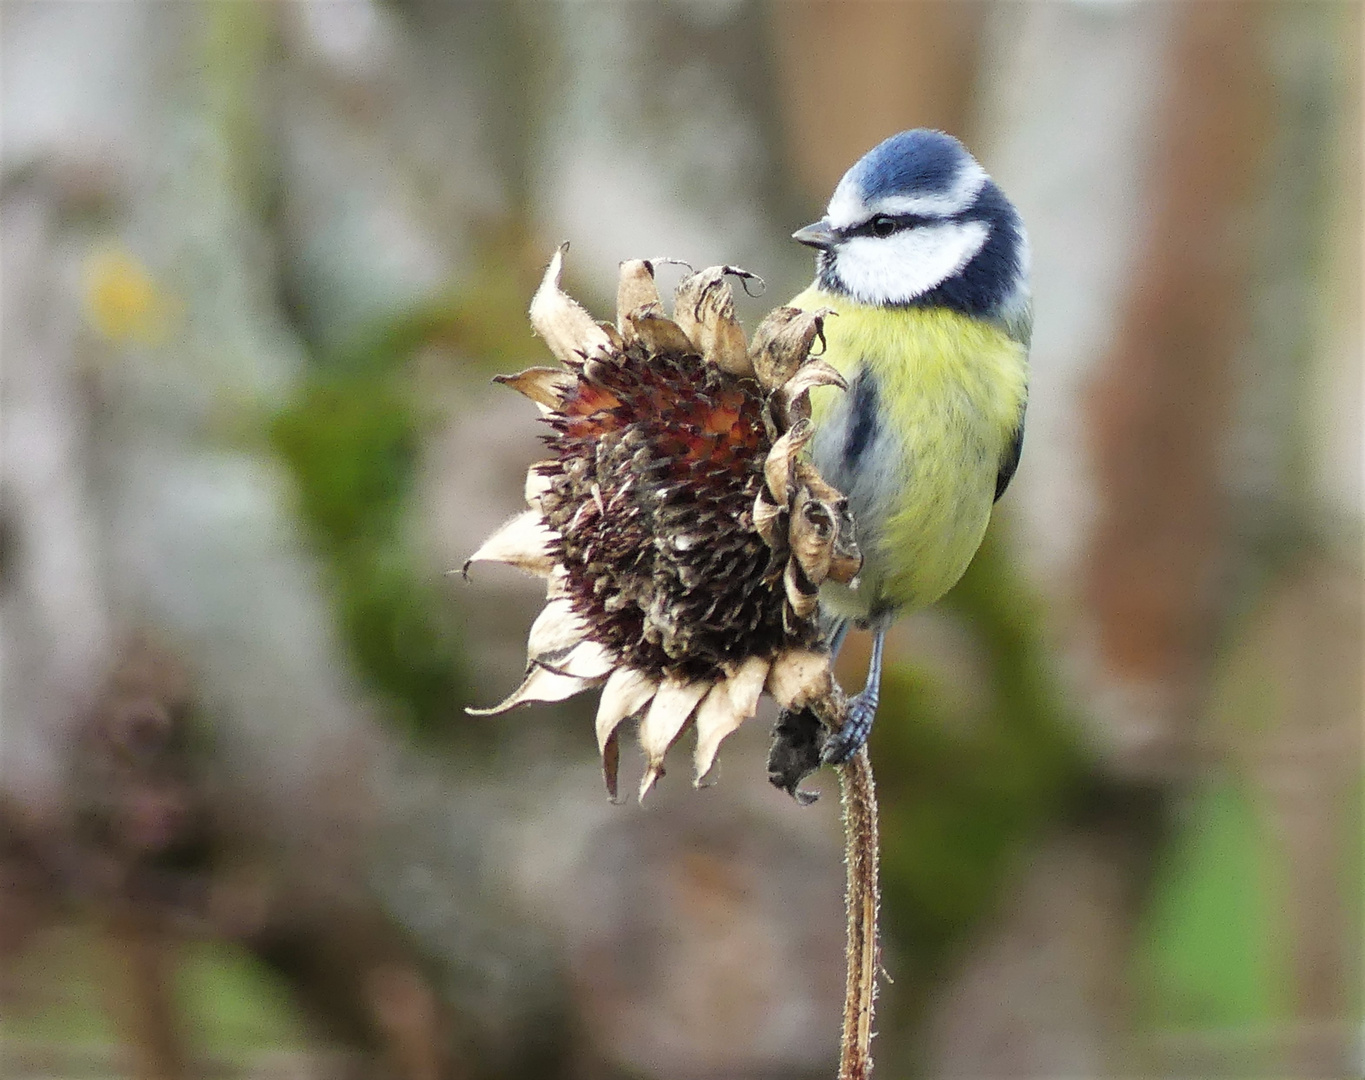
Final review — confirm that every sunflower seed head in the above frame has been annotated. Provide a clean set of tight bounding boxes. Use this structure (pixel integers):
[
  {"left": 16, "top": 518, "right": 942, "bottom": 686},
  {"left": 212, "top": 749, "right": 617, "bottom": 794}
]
[{"left": 467, "top": 249, "right": 861, "bottom": 797}]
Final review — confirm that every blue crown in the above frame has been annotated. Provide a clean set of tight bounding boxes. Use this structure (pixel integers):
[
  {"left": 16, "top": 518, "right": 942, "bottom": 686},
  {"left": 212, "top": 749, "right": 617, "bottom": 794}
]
[{"left": 852, "top": 130, "right": 972, "bottom": 204}]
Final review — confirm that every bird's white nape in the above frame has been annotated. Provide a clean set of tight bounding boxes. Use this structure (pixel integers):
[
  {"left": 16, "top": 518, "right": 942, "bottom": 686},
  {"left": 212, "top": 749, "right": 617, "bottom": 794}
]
[{"left": 832, "top": 220, "right": 990, "bottom": 306}]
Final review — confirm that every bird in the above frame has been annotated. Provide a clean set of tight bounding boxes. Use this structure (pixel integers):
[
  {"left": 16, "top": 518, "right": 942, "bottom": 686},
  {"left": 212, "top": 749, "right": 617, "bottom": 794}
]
[{"left": 786, "top": 128, "right": 1031, "bottom": 765}]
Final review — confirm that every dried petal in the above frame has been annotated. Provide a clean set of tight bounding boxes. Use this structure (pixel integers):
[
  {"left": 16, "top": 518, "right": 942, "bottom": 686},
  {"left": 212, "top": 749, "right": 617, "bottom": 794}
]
[
  {"left": 829, "top": 545, "right": 863, "bottom": 587},
  {"left": 764, "top": 419, "right": 813, "bottom": 506},
  {"left": 545, "top": 566, "right": 570, "bottom": 599},
  {"left": 792, "top": 463, "right": 862, "bottom": 584},
  {"left": 752, "top": 492, "right": 783, "bottom": 549},
  {"left": 539, "top": 639, "right": 615, "bottom": 680},
  {"left": 673, "top": 267, "right": 755, "bottom": 377},
  {"left": 625, "top": 308, "right": 696, "bottom": 356},
  {"left": 616, "top": 260, "right": 661, "bottom": 331},
  {"left": 705, "top": 313, "right": 752, "bottom": 377},
  {"left": 793, "top": 461, "right": 843, "bottom": 506},
  {"left": 673, "top": 265, "right": 761, "bottom": 332},
  {"left": 529, "top": 245, "right": 612, "bottom": 364},
  {"left": 463, "top": 510, "right": 557, "bottom": 578},
  {"left": 749, "top": 306, "right": 830, "bottom": 390},
  {"left": 595, "top": 667, "right": 658, "bottom": 801},
  {"left": 494, "top": 367, "right": 577, "bottom": 414},
  {"left": 784, "top": 558, "right": 819, "bottom": 619},
  {"left": 693, "top": 655, "right": 769, "bottom": 784},
  {"left": 766, "top": 648, "right": 834, "bottom": 712},
  {"left": 776, "top": 359, "right": 846, "bottom": 426},
  {"left": 524, "top": 463, "right": 555, "bottom": 509},
  {"left": 526, "top": 597, "right": 588, "bottom": 660},
  {"left": 595, "top": 667, "right": 658, "bottom": 754},
  {"left": 789, "top": 487, "right": 836, "bottom": 586},
  {"left": 637, "top": 676, "right": 709, "bottom": 801},
  {"left": 600, "top": 736, "right": 622, "bottom": 803},
  {"left": 466, "top": 663, "right": 600, "bottom": 716}
]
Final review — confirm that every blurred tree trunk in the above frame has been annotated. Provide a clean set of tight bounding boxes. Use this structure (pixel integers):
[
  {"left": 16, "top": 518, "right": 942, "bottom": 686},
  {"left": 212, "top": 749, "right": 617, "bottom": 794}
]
[
  {"left": 775, "top": 1, "right": 1359, "bottom": 1076},
  {"left": 769, "top": 0, "right": 989, "bottom": 202},
  {"left": 928, "top": 2, "right": 1268, "bottom": 1074},
  {"left": 1081, "top": 4, "right": 1270, "bottom": 773},
  {"left": 924, "top": 2, "right": 1361, "bottom": 1077}
]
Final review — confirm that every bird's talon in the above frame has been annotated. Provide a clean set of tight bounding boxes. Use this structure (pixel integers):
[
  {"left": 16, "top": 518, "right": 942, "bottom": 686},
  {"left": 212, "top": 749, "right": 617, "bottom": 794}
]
[{"left": 821, "top": 690, "right": 877, "bottom": 764}]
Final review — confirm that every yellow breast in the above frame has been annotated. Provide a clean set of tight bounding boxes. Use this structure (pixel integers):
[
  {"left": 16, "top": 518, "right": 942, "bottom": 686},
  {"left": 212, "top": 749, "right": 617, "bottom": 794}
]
[{"left": 789, "top": 287, "right": 1029, "bottom": 619}]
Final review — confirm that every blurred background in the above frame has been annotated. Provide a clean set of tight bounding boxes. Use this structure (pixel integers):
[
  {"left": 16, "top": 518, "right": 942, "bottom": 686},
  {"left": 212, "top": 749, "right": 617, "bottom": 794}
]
[{"left": 1, "top": 2, "right": 1359, "bottom": 1078}]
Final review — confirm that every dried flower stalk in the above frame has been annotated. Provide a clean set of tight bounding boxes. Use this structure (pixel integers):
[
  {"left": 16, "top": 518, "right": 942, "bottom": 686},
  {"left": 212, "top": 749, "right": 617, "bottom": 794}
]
[{"left": 837, "top": 749, "right": 880, "bottom": 1080}]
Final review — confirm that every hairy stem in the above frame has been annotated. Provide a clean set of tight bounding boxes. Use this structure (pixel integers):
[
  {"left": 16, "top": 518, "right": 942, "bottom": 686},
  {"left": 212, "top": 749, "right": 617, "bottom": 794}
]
[{"left": 837, "top": 746, "right": 880, "bottom": 1079}]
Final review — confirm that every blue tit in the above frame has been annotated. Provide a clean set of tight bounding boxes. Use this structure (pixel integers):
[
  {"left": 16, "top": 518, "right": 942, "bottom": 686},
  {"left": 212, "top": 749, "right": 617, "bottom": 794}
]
[{"left": 787, "top": 128, "right": 1031, "bottom": 763}]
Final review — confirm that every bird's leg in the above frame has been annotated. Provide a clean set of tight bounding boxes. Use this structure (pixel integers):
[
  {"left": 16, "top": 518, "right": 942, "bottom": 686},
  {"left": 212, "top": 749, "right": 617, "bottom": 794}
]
[
  {"left": 821, "top": 624, "right": 886, "bottom": 764},
  {"left": 824, "top": 618, "right": 851, "bottom": 659}
]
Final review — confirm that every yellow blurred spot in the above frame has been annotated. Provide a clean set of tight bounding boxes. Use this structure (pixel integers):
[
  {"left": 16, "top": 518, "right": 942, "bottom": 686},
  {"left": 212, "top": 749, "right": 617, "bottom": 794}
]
[{"left": 82, "top": 246, "right": 175, "bottom": 346}]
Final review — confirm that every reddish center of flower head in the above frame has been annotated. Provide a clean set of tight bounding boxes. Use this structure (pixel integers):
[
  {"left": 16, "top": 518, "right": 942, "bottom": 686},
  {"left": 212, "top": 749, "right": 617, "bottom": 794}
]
[
  {"left": 541, "top": 345, "right": 812, "bottom": 681},
  {"left": 559, "top": 362, "right": 762, "bottom": 481}
]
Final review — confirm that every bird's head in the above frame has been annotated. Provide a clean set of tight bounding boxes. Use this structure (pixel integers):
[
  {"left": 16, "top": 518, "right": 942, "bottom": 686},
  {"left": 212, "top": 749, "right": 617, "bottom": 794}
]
[{"left": 795, "top": 129, "right": 1030, "bottom": 332}]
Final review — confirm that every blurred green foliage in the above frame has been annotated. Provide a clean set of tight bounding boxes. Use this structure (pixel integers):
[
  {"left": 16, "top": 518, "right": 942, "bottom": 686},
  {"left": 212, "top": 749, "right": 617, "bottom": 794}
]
[
  {"left": 328, "top": 226, "right": 552, "bottom": 380},
  {"left": 267, "top": 227, "right": 573, "bottom": 741},
  {"left": 269, "top": 341, "right": 468, "bottom": 741},
  {"left": 871, "top": 526, "right": 1085, "bottom": 986},
  {"left": 1137, "top": 778, "right": 1285, "bottom": 1027},
  {"left": 870, "top": 529, "right": 1352, "bottom": 1039},
  {"left": 177, "top": 941, "right": 310, "bottom": 1053},
  {"left": 0, "top": 929, "right": 305, "bottom": 1056}
]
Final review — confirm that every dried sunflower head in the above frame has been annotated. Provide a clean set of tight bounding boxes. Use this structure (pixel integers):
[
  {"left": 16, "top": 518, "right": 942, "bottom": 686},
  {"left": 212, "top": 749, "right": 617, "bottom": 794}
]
[{"left": 466, "top": 247, "right": 860, "bottom": 800}]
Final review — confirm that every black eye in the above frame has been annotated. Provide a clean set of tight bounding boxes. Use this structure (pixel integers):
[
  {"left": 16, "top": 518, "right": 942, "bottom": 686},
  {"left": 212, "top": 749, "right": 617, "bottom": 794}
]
[{"left": 870, "top": 215, "right": 897, "bottom": 237}]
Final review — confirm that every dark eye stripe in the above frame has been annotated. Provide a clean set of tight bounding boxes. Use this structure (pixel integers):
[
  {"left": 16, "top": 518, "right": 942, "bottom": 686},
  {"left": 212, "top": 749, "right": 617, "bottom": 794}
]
[{"left": 841, "top": 212, "right": 934, "bottom": 239}]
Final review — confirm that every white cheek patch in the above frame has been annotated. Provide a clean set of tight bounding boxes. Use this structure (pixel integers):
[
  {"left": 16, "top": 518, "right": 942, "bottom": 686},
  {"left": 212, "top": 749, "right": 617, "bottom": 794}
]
[{"left": 834, "top": 221, "right": 990, "bottom": 306}]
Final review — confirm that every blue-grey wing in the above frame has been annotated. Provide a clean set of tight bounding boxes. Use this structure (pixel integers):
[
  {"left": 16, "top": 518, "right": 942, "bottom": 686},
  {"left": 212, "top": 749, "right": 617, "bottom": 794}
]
[{"left": 994, "top": 413, "right": 1025, "bottom": 502}]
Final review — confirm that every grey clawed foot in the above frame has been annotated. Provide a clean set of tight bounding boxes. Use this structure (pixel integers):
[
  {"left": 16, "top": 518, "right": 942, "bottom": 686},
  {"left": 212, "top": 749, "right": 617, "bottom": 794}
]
[{"left": 820, "top": 689, "right": 877, "bottom": 764}]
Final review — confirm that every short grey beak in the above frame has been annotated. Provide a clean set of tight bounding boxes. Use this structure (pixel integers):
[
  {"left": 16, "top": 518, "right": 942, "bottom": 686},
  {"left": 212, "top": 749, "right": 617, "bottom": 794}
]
[{"left": 792, "top": 218, "right": 837, "bottom": 250}]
